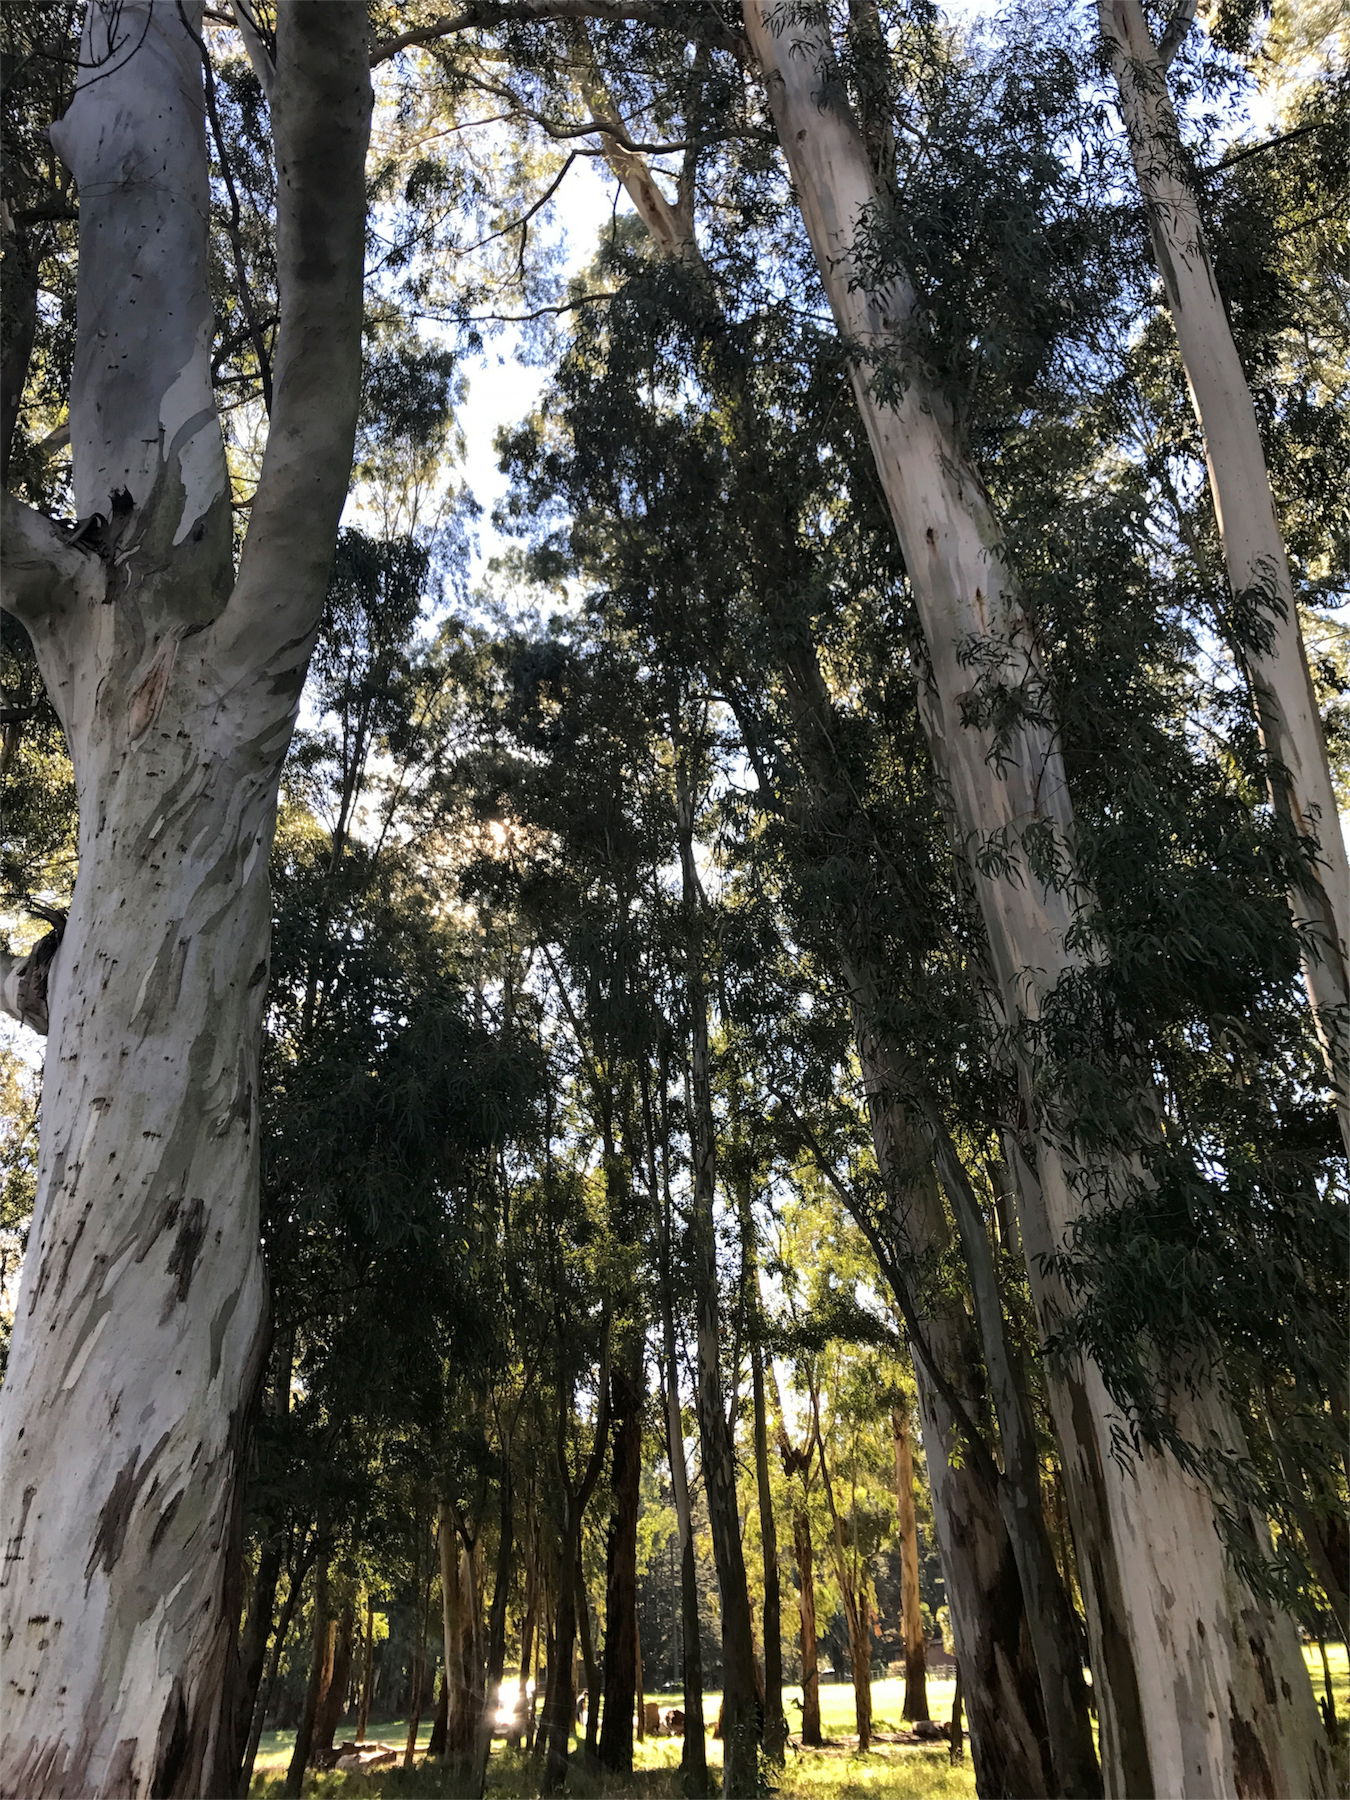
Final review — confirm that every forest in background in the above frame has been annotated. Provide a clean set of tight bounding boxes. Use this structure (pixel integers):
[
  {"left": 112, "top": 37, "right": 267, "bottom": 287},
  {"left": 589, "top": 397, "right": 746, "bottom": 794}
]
[{"left": 0, "top": 3, "right": 1346, "bottom": 1798}]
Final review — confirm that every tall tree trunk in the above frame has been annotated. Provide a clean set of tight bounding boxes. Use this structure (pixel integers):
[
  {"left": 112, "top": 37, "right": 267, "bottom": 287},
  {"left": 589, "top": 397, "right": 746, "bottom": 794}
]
[
  {"left": 789, "top": 1501, "right": 823, "bottom": 1748},
  {"left": 542, "top": 1541, "right": 578, "bottom": 1793},
  {"left": 312, "top": 1597, "right": 354, "bottom": 1760},
  {"left": 239, "top": 1562, "right": 307, "bottom": 1797},
  {"left": 677, "top": 736, "right": 761, "bottom": 1799},
  {"left": 357, "top": 1593, "right": 376, "bottom": 1744},
  {"left": 742, "top": 9, "right": 1331, "bottom": 1796},
  {"left": 848, "top": 1002, "right": 1073, "bottom": 1798},
  {"left": 634, "top": 1594, "right": 646, "bottom": 1742},
  {"left": 472, "top": 1474, "right": 515, "bottom": 1796},
  {"left": 751, "top": 1343, "right": 787, "bottom": 1762},
  {"left": 0, "top": 7, "right": 372, "bottom": 1795},
  {"left": 284, "top": 1556, "right": 330, "bottom": 1797},
  {"left": 849, "top": 1580, "right": 874, "bottom": 1752},
  {"left": 403, "top": 1526, "right": 436, "bottom": 1771},
  {"left": 1100, "top": 0, "right": 1350, "bottom": 1146},
  {"left": 511, "top": 1562, "right": 537, "bottom": 1752},
  {"left": 578, "top": 1544, "right": 601, "bottom": 1760},
  {"left": 598, "top": 1349, "right": 645, "bottom": 1773},
  {"left": 891, "top": 1405, "right": 930, "bottom": 1725},
  {"left": 655, "top": 1071, "right": 710, "bottom": 1797},
  {"left": 442, "top": 1517, "right": 483, "bottom": 1764},
  {"left": 227, "top": 1534, "right": 286, "bottom": 1787},
  {"left": 761, "top": 619, "right": 1067, "bottom": 1793},
  {"left": 810, "top": 1387, "right": 872, "bottom": 1753},
  {"left": 428, "top": 1671, "right": 450, "bottom": 1760}
]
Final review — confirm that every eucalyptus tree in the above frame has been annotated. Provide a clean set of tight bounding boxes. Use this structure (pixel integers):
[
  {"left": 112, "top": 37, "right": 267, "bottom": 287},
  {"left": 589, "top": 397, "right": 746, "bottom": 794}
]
[
  {"left": 737, "top": 6, "right": 1331, "bottom": 1794},
  {"left": 1099, "top": 0, "right": 1349, "bottom": 1142},
  {"left": 0, "top": 6, "right": 372, "bottom": 1790}
]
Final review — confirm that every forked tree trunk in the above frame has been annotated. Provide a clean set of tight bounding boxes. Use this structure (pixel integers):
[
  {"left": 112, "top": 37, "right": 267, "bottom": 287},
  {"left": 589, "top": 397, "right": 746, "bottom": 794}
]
[
  {"left": 891, "top": 1405, "right": 930, "bottom": 1724},
  {"left": 0, "top": 6, "right": 372, "bottom": 1796},
  {"left": 1100, "top": 0, "right": 1350, "bottom": 1149},
  {"left": 846, "top": 985, "right": 1085, "bottom": 1797},
  {"left": 743, "top": 8, "right": 1331, "bottom": 1796}
]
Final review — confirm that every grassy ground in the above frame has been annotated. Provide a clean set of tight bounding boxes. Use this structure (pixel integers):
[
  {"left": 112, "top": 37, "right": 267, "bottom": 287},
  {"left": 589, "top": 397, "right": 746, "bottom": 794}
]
[
  {"left": 250, "top": 1649, "right": 1348, "bottom": 1799},
  {"left": 250, "top": 1676, "right": 970, "bottom": 1799}
]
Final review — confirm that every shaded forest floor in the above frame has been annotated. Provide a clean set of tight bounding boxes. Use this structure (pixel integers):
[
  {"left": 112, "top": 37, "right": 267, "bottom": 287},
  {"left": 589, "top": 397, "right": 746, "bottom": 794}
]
[{"left": 250, "top": 1652, "right": 1348, "bottom": 1798}]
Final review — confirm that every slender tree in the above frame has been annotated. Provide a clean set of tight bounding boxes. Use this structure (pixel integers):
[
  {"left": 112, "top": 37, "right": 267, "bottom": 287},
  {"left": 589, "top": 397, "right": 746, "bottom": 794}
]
[{"left": 1099, "top": 0, "right": 1349, "bottom": 1145}]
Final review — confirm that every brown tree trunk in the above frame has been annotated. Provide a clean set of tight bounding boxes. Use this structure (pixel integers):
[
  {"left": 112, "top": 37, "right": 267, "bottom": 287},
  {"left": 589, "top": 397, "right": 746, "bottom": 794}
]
[
  {"left": 598, "top": 1350, "right": 644, "bottom": 1773},
  {"left": 284, "top": 1556, "right": 329, "bottom": 1796},
  {"left": 892, "top": 1406, "right": 929, "bottom": 1724},
  {"left": 403, "top": 1531, "right": 436, "bottom": 1771},
  {"left": 357, "top": 1593, "right": 375, "bottom": 1744},
  {"left": 427, "top": 1671, "right": 450, "bottom": 1760},
  {"left": 511, "top": 1564, "right": 537, "bottom": 1752},
  {"left": 634, "top": 1598, "right": 646, "bottom": 1742},
  {"left": 812, "top": 1395, "right": 872, "bottom": 1752},
  {"left": 239, "top": 1561, "right": 309, "bottom": 1796},
  {"left": 543, "top": 1367, "right": 609, "bottom": 1796},
  {"left": 578, "top": 1547, "right": 601, "bottom": 1760},
  {"left": 848, "top": 1581, "right": 874, "bottom": 1753},
  {"left": 791, "top": 1504, "right": 823, "bottom": 1748},
  {"left": 227, "top": 1534, "right": 285, "bottom": 1789},
  {"left": 313, "top": 1598, "right": 354, "bottom": 1759},
  {"left": 751, "top": 1340, "right": 787, "bottom": 1762},
  {"left": 471, "top": 1477, "right": 515, "bottom": 1796}
]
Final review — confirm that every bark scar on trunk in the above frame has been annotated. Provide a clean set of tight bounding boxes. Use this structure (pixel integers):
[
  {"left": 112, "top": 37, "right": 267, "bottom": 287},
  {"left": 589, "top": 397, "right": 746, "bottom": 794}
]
[
  {"left": 164, "top": 1195, "right": 207, "bottom": 1308},
  {"left": 86, "top": 1432, "right": 171, "bottom": 1582}
]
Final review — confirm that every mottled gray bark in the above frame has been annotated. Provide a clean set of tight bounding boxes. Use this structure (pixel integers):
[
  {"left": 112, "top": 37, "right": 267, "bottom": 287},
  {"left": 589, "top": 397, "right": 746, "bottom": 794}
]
[{"left": 0, "top": 6, "right": 372, "bottom": 1794}]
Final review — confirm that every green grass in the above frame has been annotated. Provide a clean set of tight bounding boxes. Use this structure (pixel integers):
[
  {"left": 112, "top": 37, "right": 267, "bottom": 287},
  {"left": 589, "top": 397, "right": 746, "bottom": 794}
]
[
  {"left": 249, "top": 1651, "right": 1347, "bottom": 1798},
  {"left": 249, "top": 1676, "right": 970, "bottom": 1798}
]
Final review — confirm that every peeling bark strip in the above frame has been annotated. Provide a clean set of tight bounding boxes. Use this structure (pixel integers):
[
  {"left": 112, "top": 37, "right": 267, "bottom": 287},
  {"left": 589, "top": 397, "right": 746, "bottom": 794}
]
[
  {"left": 1100, "top": 0, "right": 1350, "bottom": 1153},
  {"left": 0, "top": 5, "right": 372, "bottom": 1796},
  {"left": 741, "top": 5, "right": 1332, "bottom": 1798}
]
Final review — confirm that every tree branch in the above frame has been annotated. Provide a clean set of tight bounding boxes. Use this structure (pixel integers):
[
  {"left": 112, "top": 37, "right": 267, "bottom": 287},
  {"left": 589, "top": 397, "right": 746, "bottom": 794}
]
[
  {"left": 372, "top": 1, "right": 739, "bottom": 65},
  {"left": 1156, "top": 0, "right": 1197, "bottom": 68},
  {"left": 0, "top": 911, "right": 66, "bottom": 1035},
  {"left": 1208, "top": 120, "right": 1323, "bottom": 175},
  {"left": 228, "top": 0, "right": 275, "bottom": 99},
  {"left": 0, "top": 491, "right": 90, "bottom": 633},
  {"left": 221, "top": 0, "right": 373, "bottom": 687}
]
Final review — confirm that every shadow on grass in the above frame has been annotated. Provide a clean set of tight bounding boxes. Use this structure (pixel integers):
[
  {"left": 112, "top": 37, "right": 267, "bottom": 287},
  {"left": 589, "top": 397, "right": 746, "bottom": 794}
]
[{"left": 250, "top": 1737, "right": 976, "bottom": 1800}]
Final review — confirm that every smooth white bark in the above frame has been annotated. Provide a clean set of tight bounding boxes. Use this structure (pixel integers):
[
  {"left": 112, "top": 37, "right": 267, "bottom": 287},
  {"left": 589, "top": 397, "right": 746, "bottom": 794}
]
[
  {"left": 742, "top": 6, "right": 1331, "bottom": 1796},
  {"left": 0, "top": 5, "right": 372, "bottom": 1794},
  {"left": 1101, "top": 0, "right": 1349, "bottom": 1149}
]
